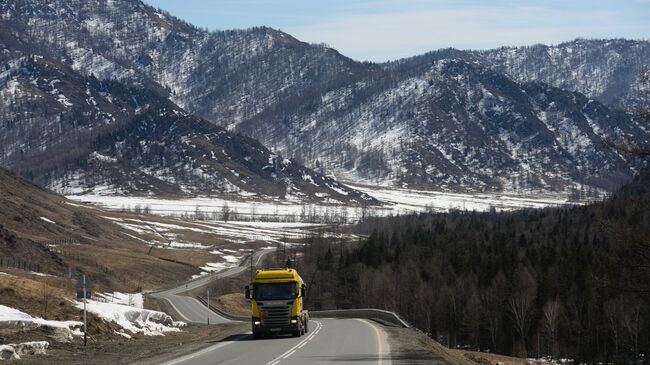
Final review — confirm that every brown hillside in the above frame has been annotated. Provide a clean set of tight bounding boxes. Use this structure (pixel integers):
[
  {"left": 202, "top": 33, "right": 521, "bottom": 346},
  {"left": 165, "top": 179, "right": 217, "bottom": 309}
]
[{"left": 0, "top": 168, "right": 196, "bottom": 291}]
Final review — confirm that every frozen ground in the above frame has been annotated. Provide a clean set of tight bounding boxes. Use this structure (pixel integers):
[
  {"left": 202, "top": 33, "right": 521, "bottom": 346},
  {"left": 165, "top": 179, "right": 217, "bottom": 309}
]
[
  {"left": 101, "top": 217, "right": 331, "bottom": 246},
  {"left": 67, "top": 184, "right": 571, "bottom": 223},
  {"left": 65, "top": 185, "right": 573, "bottom": 280},
  {"left": 98, "top": 215, "right": 348, "bottom": 278},
  {"left": 348, "top": 184, "right": 572, "bottom": 214}
]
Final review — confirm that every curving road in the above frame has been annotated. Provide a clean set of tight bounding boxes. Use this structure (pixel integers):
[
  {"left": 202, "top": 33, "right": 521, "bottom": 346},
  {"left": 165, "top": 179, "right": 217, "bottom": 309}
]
[
  {"left": 152, "top": 249, "right": 391, "bottom": 364},
  {"left": 163, "top": 319, "right": 389, "bottom": 365},
  {"left": 151, "top": 248, "right": 272, "bottom": 324}
]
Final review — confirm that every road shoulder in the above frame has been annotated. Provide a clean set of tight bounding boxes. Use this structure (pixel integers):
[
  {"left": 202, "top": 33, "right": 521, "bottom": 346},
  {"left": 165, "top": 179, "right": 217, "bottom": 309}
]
[
  {"left": 12, "top": 322, "right": 248, "bottom": 365},
  {"left": 383, "top": 325, "right": 476, "bottom": 365}
]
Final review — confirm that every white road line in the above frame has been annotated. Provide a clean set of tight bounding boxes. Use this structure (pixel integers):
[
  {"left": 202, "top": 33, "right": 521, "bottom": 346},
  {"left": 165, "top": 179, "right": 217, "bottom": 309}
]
[
  {"left": 282, "top": 350, "right": 296, "bottom": 359},
  {"left": 156, "top": 295, "right": 192, "bottom": 322},
  {"left": 161, "top": 334, "right": 248, "bottom": 365},
  {"left": 264, "top": 321, "right": 322, "bottom": 365}
]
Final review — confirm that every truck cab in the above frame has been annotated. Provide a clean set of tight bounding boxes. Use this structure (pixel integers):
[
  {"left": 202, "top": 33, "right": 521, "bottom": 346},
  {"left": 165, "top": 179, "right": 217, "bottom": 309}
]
[{"left": 245, "top": 268, "right": 308, "bottom": 339}]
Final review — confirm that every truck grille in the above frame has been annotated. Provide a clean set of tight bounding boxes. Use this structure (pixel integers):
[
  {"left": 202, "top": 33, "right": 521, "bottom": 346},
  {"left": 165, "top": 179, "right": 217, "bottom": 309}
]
[{"left": 261, "top": 305, "right": 291, "bottom": 326}]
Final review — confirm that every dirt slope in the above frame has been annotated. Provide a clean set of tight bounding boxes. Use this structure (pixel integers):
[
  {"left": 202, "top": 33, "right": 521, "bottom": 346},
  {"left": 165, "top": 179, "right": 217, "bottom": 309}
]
[{"left": 0, "top": 168, "right": 196, "bottom": 291}]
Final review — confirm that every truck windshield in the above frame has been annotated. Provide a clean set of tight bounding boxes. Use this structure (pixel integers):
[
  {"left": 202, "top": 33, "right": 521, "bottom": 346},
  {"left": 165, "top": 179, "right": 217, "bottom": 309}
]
[{"left": 254, "top": 283, "right": 297, "bottom": 300}]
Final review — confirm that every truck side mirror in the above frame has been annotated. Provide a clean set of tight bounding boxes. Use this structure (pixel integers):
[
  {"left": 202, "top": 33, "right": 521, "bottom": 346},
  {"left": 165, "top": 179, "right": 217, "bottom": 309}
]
[
  {"left": 300, "top": 284, "right": 306, "bottom": 298},
  {"left": 245, "top": 285, "right": 251, "bottom": 299}
]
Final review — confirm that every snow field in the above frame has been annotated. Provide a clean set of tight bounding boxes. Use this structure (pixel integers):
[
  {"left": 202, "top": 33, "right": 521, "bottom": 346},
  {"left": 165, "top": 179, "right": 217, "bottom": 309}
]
[{"left": 68, "top": 184, "right": 570, "bottom": 226}]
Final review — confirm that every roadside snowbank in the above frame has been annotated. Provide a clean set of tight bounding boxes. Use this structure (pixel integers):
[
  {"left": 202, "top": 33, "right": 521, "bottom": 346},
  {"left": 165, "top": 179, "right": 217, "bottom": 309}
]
[
  {"left": 0, "top": 304, "right": 82, "bottom": 332},
  {"left": 75, "top": 300, "right": 185, "bottom": 336},
  {"left": 0, "top": 341, "right": 49, "bottom": 361}
]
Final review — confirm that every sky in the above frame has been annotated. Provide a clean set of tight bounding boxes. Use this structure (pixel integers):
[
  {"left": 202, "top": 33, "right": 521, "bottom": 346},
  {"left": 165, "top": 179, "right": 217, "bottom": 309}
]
[{"left": 142, "top": 0, "right": 650, "bottom": 62}]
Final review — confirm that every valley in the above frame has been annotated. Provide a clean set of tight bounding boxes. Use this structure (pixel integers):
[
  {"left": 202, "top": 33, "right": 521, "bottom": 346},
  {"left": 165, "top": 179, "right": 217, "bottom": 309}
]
[
  {"left": 0, "top": 0, "right": 648, "bottom": 363},
  {"left": 66, "top": 183, "right": 573, "bottom": 223}
]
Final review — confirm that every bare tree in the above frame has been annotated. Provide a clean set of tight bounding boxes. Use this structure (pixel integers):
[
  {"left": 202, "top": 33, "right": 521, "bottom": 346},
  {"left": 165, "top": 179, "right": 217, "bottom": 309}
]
[
  {"left": 604, "top": 298, "right": 622, "bottom": 355},
  {"left": 621, "top": 296, "right": 643, "bottom": 361},
  {"left": 482, "top": 272, "right": 507, "bottom": 353},
  {"left": 462, "top": 291, "right": 481, "bottom": 348},
  {"left": 221, "top": 202, "right": 231, "bottom": 222},
  {"left": 541, "top": 299, "right": 561, "bottom": 358},
  {"left": 508, "top": 267, "right": 537, "bottom": 357}
]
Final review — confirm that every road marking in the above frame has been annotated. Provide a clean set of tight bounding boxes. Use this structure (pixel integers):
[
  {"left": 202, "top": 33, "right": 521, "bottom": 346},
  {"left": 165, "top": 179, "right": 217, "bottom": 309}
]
[
  {"left": 161, "top": 334, "right": 248, "bottom": 365},
  {"left": 264, "top": 320, "right": 322, "bottom": 365},
  {"left": 155, "top": 295, "right": 192, "bottom": 322},
  {"left": 358, "top": 319, "right": 385, "bottom": 365},
  {"left": 282, "top": 350, "right": 296, "bottom": 359}
]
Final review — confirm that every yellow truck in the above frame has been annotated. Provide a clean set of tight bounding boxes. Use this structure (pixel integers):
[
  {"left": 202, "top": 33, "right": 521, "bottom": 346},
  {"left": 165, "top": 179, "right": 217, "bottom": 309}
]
[{"left": 245, "top": 268, "right": 309, "bottom": 339}]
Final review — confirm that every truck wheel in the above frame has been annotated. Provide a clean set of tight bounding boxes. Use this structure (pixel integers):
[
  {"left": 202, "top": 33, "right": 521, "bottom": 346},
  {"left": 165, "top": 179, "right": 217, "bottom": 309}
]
[
  {"left": 293, "top": 330, "right": 301, "bottom": 337},
  {"left": 304, "top": 319, "right": 308, "bottom": 333},
  {"left": 253, "top": 332, "right": 263, "bottom": 340}
]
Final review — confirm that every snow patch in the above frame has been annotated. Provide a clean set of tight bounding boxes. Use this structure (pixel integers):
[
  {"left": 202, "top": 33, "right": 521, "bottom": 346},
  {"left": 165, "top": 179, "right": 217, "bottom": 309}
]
[
  {"left": 75, "top": 300, "right": 184, "bottom": 336},
  {"left": 39, "top": 217, "right": 55, "bottom": 224},
  {"left": 0, "top": 304, "right": 82, "bottom": 338}
]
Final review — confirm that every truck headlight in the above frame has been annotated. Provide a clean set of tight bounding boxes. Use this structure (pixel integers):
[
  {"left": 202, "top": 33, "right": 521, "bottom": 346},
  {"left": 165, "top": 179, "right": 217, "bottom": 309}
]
[
  {"left": 254, "top": 321, "right": 261, "bottom": 326},
  {"left": 290, "top": 319, "right": 298, "bottom": 324}
]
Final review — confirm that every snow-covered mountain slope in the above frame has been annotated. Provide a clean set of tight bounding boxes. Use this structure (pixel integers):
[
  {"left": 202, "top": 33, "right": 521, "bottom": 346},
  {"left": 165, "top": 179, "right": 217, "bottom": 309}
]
[
  {"left": 392, "top": 39, "right": 650, "bottom": 111},
  {"left": 245, "top": 59, "right": 645, "bottom": 192},
  {"left": 0, "top": 0, "right": 374, "bottom": 130},
  {"left": 2, "top": 0, "right": 648, "bottom": 195},
  {"left": 0, "top": 54, "right": 371, "bottom": 202},
  {"left": 475, "top": 39, "right": 650, "bottom": 111}
]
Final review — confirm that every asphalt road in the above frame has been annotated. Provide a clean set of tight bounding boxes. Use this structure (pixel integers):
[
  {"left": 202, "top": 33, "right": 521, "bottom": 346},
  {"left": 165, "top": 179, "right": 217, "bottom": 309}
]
[
  {"left": 152, "top": 248, "right": 391, "bottom": 364},
  {"left": 163, "top": 318, "right": 390, "bottom": 365},
  {"left": 151, "top": 248, "right": 273, "bottom": 324}
]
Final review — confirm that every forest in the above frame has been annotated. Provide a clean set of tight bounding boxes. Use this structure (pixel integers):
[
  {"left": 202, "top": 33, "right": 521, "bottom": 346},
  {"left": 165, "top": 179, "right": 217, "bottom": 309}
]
[{"left": 288, "top": 170, "right": 650, "bottom": 363}]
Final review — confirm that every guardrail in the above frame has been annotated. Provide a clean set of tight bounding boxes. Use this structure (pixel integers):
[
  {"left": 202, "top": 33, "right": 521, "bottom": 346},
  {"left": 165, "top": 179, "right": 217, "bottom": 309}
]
[
  {"left": 310, "top": 309, "right": 410, "bottom": 328},
  {"left": 197, "top": 297, "right": 410, "bottom": 329}
]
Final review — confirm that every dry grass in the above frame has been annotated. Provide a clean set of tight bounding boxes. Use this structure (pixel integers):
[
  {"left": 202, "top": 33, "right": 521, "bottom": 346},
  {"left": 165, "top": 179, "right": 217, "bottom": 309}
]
[
  {"left": 214, "top": 293, "right": 250, "bottom": 317},
  {"left": 0, "top": 270, "right": 124, "bottom": 347},
  {"left": 452, "top": 350, "right": 552, "bottom": 365},
  {"left": 384, "top": 326, "right": 477, "bottom": 365},
  {"left": 0, "top": 271, "right": 75, "bottom": 321}
]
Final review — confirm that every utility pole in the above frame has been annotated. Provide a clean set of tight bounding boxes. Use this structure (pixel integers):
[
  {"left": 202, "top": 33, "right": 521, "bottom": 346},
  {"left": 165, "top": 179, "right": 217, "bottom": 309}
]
[
  {"left": 250, "top": 253, "right": 254, "bottom": 282},
  {"left": 83, "top": 274, "right": 87, "bottom": 347},
  {"left": 206, "top": 288, "right": 210, "bottom": 325}
]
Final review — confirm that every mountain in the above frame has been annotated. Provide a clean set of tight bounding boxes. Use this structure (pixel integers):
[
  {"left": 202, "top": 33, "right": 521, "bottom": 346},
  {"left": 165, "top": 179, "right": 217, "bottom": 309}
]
[
  {"left": 405, "top": 39, "right": 650, "bottom": 111},
  {"left": 0, "top": 0, "right": 375, "bottom": 129},
  {"left": 244, "top": 59, "right": 645, "bottom": 192},
  {"left": 2, "top": 0, "right": 648, "bottom": 195},
  {"left": 475, "top": 39, "right": 650, "bottom": 112},
  {"left": 0, "top": 4, "right": 371, "bottom": 203}
]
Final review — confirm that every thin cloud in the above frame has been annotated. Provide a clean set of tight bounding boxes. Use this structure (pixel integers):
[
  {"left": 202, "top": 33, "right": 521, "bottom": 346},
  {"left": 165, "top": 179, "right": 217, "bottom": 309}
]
[
  {"left": 286, "top": 4, "right": 648, "bottom": 62},
  {"left": 144, "top": 0, "right": 650, "bottom": 62}
]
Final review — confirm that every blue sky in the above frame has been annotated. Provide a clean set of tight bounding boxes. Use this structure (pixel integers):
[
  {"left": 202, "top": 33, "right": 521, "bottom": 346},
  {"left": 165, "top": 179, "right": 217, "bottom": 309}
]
[{"left": 143, "top": 0, "right": 650, "bottom": 62}]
